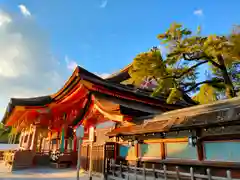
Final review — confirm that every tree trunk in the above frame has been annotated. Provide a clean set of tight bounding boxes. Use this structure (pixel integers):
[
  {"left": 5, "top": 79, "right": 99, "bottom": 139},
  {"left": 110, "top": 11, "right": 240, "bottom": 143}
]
[{"left": 217, "top": 55, "right": 236, "bottom": 98}]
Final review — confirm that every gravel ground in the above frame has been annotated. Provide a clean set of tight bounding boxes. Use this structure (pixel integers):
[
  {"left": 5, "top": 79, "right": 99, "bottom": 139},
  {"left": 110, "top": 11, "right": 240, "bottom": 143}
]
[{"left": 0, "top": 162, "right": 102, "bottom": 180}]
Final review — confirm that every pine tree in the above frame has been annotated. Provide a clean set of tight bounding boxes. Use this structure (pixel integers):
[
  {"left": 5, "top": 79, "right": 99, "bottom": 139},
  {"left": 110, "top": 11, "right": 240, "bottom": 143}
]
[
  {"left": 157, "top": 23, "right": 239, "bottom": 99},
  {"left": 128, "top": 23, "right": 240, "bottom": 104}
]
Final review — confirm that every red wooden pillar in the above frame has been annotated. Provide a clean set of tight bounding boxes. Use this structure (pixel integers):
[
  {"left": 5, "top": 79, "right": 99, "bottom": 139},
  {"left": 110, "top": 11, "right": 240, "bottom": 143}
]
[
  {"left": 134, "top": 141, "right": 139, "bottom": 164},
  {"left": 64, "top": 126, "right": 68, "bottom": 152},
  {"left": 73, "top": 135, "right": 77, "bottom": 152},
  {"left": 64, "top": 138, "right": 68, "bottom": 152},
  {"left": 56, "top": 131, "right": 60, "bottom": 150},
  {"left": 48, "top": 131, "right": 52, "bottom": 151},
  {"left": 64, "top": 139, "right": 68, "bottom": 151}
]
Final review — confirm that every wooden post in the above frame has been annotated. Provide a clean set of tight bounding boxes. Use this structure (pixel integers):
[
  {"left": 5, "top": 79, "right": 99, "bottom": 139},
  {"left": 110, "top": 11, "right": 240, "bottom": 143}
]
[
  {"left": 88, "top": 127, "right": 95, "bottom": 180},
  {"left": 41, "top": 138, "right": 45, "bottom": 152},
  {"left": 111, "top": 159, "right": 115, "bottom": 177},
  {"left": 135, "top": 141, "right": 139, "bottom": 160},
  {"left": 11, "top": 134, "right": 14, "bottom": 144},
  {"left": 39, "top": 137, "right": 43, "bottom": 153},
  {"left": 64, "top": 138, "right": 68, "bottom": 152},
  {"left": 207, "top": 168, "right": 211, "bottom": 180},
  {"left": 76, "top": 125, "right": 84, "bottom": 180},
  {"left": 73, "top": 135, "right": 77, "bottom": 152},
  {"left": 8, "top": 134, "right": 12, "bottom": 144},
  {"left": 226, "top": 170, "right": 232, "bottom": 180},
  {"left": 89, "top": 143, "right": 94, "bottom": 179},
  {"left": 56, "top": 131, "right": 60, "bottom": 150},
  {"left": 134, "top": 163, "right": 137, "bottom": 180},
  {"left": 64, "top": 127, "right": 69, "bottom": 152},
  {"left": 176, "top": 166, "right": 180, "bottom": 180},
  {"left": 60, "top": 125, "right": 65, "bottom": 153},
  {"left": 190, "top": 167, "right": 194, "bottom": 180},
  {"left": 152, "top": 164, "right": 156, "bottom": 180},
  {"left": 18, "top": 133, "right": 23, "bottom": 148},
  {"left": 76, "top": 138, "right": 82, "bottom": 180},
  {"left": 104, "top": 158, "right": 109, "bottom": 180},
  {"left": 163, "top": 164, "right": 167, "bottom": 180},
  {"left": 126, "top": 164, "right": 130, "bottom": 180},
  {"left": 120, "top": 161, "right": 123, "bottom": 178},
  {"left": 196, "top": 129, "right": 203, "bottom": 161},
  {"left": 30, "top": 125, "right": 37, "bottom": 151},
  {"left": 48, "top": 131, "right": 52, "bottom": 152},
  {"left": 13, "top": 134, "right": 17, "bottom": 144},
  {"left": 142, "top": 163, "right": 146, "bottom": 180},
  {"left": 161, "top": 142, "right": 166, "bottom": 159},
  {"left": 26, "top": 131, "right": 32, "bottom": 150},
  {"left": 103, "top": 144, "right": 107, "bottom": 179}
]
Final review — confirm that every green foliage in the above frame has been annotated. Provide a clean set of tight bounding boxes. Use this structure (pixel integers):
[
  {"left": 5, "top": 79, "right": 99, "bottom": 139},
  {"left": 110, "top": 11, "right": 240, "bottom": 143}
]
[
  {"left": 157, "top": 23, "right": 239, "bottom": 99},
  {"left": 128, "top": 22, "right": 240, "bottom": 104},
  {"left": 192, "top": 84, "right": 218, "bottom": 104},
  {"left": 128, "top": 48, "right": 196, "bottom": 104},
  {"left": 0, "top": 123, "right": 9, "bottom": 143},
  {"left": 0, "top": 123, "right": 4, "bottom": 129},
  {"left": 166, "top": 88, "right": 183, "bottom": 104},
  {"left": 229, "top": 25, "right": 240, "bottom": 60}
]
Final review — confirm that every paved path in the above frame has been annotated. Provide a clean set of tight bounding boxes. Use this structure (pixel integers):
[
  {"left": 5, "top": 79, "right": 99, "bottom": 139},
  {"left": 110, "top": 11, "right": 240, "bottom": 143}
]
[{"left": 0, "top": 162, "right": 102, "bottom": 180}]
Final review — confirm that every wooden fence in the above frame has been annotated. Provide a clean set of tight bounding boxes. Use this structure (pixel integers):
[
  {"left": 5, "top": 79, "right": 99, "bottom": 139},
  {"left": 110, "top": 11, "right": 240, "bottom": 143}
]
[
  {"left": 105, "top": 161, "right": 240, "bottom": 180},
  {"left": 80, "top": 144, "right": 105, "bottom": 174}
]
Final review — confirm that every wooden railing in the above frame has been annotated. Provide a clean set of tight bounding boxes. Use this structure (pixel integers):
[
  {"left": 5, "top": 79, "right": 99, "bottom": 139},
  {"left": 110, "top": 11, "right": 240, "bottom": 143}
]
[
  {"left": 106, "top": 161, "right": 240, "bottom": 180},
  {"left": 3, "top": 151, "right": 15, "bottom": 163},
  {"left": 3, "top": 150, "right": 35, "bottom": 171},
  {"left": 0, "top": 151, "right": 5, "bottom": 160}
]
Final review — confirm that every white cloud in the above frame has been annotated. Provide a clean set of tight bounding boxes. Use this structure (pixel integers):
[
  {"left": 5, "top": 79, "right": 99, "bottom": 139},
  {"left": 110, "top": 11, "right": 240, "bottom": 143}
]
[
  {"left": 65, "top": 56, "right": 78, "bottom": 71},
  {"left": 18, "top": 4, "right": 31, "bottom": 17},
  {"left": 64, "top": 56, "right": 110, "bottom": 78},
  {"left": 193, "top": 9, "right": 203, "bottom": 16},
  {"left": 0, "top": 9, "right": 67, "bottom": 118},
  {"left": 100, "top": 0, "right": 108, "bottom": 8},
  {"left": 99, "top": 73, "right": 111, "bottom": 79},
  {"left": 0, "top": 11, "right": 11, "bottom": 26},
  {"left": 95, "top": 72, "right": 111, "bottom": 79}
]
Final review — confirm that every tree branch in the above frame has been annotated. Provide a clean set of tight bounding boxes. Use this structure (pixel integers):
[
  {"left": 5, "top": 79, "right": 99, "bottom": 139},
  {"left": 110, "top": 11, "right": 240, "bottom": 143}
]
[
  {"left": 207, "top": 59, "right": 222, "bottom": 69},
  {"left": 178, "top": 88, "right": 199, "bottom": 105},
  {"left": 183, "top": 52, "right": 222, "bottom": 69},
  {"left": 163, "top": 60, "right": 207, "bottom": 80},
  {"left": 184, "top": 79, "right": 224, "bottom": 93}
]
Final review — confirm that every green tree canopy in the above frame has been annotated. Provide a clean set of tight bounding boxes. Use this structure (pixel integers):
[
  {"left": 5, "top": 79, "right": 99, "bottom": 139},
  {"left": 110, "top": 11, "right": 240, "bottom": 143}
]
[
  {"left": 158, "top": 23, "right": 239, "bottom": 98},
  {"left": 192, "top": 84, "right": 218, "bottom": 104},
  {"left": 128, "top": 48, "right": 197, "bottom": 104},
  {"left": 128, "top": 23, "right": 240, "bottom": 104}
]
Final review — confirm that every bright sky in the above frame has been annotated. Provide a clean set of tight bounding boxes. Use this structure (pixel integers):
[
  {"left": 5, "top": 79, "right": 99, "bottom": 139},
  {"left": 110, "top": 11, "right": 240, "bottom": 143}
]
[{"left": 0, "top": 0, "right": 239, "bottom": 118}]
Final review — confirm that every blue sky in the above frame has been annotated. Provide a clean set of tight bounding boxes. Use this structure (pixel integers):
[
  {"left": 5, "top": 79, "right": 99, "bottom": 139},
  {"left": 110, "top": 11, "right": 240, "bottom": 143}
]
[
  {"left": 2, "top": 0, "right": 240, "bottom": 74},
  {"left": 0, "top": 0, "right": 239, "bottom": 118}
]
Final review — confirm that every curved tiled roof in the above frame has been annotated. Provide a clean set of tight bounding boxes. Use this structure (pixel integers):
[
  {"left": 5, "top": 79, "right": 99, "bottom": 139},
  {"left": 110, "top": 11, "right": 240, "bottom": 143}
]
[
  {"left": 2, "top": 65, "right": 193, "bottom": 127},
  {"left": 106, "top": 96, "right": 240, "bottom": 137}
]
